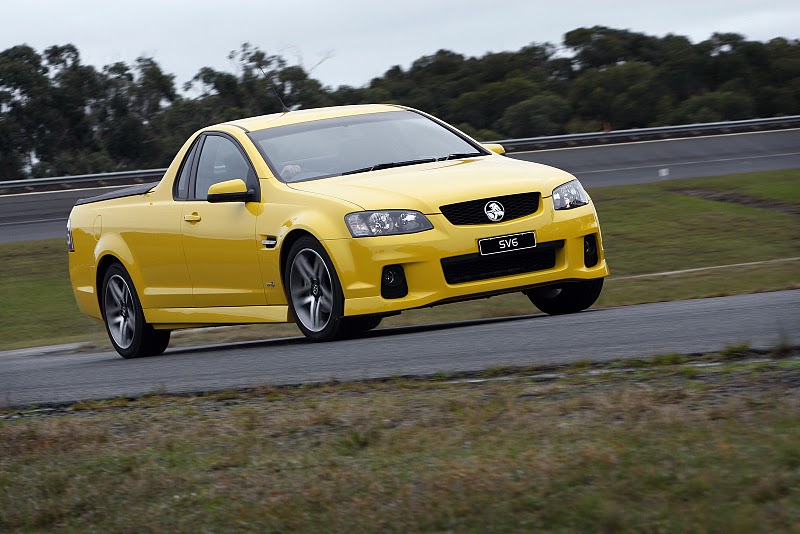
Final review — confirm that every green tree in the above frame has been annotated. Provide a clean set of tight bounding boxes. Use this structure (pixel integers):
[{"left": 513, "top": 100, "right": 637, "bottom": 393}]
[
  {"left": 450, "top": 77, "right": 540, "bottom": 130},
  {"left": 569, "top": 62, "right": 662, "bottom": 128},
  {"left": 495, "top": 93, "right": 570, "bottom": 137},
  {"left": 670, "top": 91, "right": 756, "bottom": 123},
  {"left": 564, "top": 26, "right": 667, "bottom": 69},
  {"left": 0, "top": 45, "right": 50, "bottom": 178},
  {"left": 1, "top": 29, "right": 799, "bottom": 181}
]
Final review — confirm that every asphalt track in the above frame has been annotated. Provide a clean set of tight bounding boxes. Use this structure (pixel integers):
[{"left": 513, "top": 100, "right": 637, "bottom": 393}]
[
  {"left": 1, "top": 290, "right": 797, "bottom": 406},
  {"left": 1, "top": 129, "right": 798, "bottom": 243}
]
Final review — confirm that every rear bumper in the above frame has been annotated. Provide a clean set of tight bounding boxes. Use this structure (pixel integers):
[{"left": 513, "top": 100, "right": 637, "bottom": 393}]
[{"left": 325, "top": 199, "right": 608, "bottom": 316}]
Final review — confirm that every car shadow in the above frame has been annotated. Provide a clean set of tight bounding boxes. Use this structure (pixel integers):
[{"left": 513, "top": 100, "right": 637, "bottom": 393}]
[{"left": 163, "top": 312, "right": 567, "bottom": 357}]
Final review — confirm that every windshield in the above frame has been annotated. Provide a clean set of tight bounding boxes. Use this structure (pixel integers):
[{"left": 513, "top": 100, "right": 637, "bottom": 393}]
[{"left": 248, "top": 110, "right": 487, "bottom": 182}]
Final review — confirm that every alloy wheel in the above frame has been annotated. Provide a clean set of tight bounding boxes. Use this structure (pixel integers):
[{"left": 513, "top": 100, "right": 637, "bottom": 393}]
[
  {"left": 104, "top": 274, "right": 137, "bottom": 349},
  {"left": 289, "top": 248, "right": 334, "bottom": 332}
]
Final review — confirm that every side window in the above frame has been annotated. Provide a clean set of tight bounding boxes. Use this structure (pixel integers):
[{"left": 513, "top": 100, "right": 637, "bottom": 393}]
[
  {"left": 173, "top": 139, "right": 200, "bottom": 200},
  {"left": 193, "top": 135, "right": 254, "bottom": 200}
]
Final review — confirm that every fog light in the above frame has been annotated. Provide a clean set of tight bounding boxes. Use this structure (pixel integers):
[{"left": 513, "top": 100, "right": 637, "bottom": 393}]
[
  {"left": 584, "top": 234, "right": 599, "bottom": 267},
  {"left": 381, "top": 265, "right": 408, "bottom": 299}
]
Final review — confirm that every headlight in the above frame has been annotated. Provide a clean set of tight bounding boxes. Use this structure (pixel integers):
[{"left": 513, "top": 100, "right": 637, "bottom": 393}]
[
  {"left": 552, "top": 179, "right": 590, "bottom": 210},
  {"left": 345, "top": 210, "right": 433, "bottom": 237}
]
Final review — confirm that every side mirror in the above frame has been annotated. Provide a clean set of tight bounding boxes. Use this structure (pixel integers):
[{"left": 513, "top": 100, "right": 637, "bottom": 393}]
[
  {"left": 207, "top": 179, "right": 255, "bottom": 203},
  {"left": 482, "top": 143, "right": 506, "bottom": 155}
]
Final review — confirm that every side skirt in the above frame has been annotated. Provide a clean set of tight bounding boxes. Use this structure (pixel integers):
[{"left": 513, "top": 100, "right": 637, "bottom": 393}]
[{"left": 144, "top": 305, "right": 291, "bottom": 329}]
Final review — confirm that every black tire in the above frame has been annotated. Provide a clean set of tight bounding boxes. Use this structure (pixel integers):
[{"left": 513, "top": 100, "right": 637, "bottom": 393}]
[
  {"left": 100, "top": 263, "right": 171, "bottom": 358},
  {"left": 284, "top": 236, "right": 346, "bottom": 341},
  {"left": 524, "top": 278, "right": 604, "bottom": 315},
  {"left": 143, "top": 328, "right": 171, "bottom": 357},
  {"left": 337, "top": 314, "right": 383, "bottom": 339}
]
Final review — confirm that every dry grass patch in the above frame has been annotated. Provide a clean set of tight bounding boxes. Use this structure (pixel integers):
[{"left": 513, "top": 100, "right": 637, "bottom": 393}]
[{"left": 1, "top": 352, "right": 798, "bottom": 532}]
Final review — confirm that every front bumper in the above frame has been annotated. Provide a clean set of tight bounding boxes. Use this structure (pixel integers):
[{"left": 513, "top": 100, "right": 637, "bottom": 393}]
[{"left": 324, "top": 197, "right": 609, "bottom": 316}]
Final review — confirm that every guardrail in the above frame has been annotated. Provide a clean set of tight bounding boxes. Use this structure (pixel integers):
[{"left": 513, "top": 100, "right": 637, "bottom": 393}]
[
  {"left": 0, "top": 168, "right": 167, "bottom": 195},
  {"left": 488, "top": 115, "right": 800, "bottom": 152},
  {"left": 2, "top": 115, "right": 799, "bottom": 195}
]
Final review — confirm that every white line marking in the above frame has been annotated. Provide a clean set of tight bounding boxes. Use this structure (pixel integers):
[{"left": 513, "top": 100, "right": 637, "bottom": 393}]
[
  {"left": 611, "top": 257, "right": 800, "bottom": 280},
  {"left": 577, "top": 152, "right": 800, "bottom": 175},
  {"left": 511, "top": 127, "right": 800, "bottom": 155}
]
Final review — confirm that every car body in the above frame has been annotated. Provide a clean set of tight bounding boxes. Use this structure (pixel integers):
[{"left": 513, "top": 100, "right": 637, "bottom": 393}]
[{"left": 68, "top": 104, "right": 609, "bottom": 358}]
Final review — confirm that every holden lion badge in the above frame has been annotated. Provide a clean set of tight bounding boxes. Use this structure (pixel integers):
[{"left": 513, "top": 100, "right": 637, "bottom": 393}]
[{"left": 484, "top": 201, "right": 505, "bottom": 222}]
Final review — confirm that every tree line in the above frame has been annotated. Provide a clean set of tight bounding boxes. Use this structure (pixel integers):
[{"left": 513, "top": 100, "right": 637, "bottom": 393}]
[{"left": 1, "top": 27, "right": 798, "bottom": 180}]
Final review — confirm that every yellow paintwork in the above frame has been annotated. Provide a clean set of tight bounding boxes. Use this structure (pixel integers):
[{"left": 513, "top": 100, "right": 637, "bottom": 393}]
[
  {"left": 207, "top": 178, "right": 248, "bottom": 196},
  {"left": 482, "top": 143, "right": 506, "bottom": 155},
  {"left": 68, "top": 104, "right": 608, "bottom": 329}
]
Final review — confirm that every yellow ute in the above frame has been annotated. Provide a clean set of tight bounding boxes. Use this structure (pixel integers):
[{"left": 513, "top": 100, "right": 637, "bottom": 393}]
[{"left": 68, "top": 104, "right": 608, "bottom": 358}]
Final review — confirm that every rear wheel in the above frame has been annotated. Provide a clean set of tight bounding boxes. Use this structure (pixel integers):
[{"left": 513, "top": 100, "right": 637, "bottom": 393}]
[
  {"left": 525, "top": 278, "right": 604, "bottom": 315},
  {"left": 101, "top": 264, "right": 170, "bottom": 358},
  {"left": 285, "top": 237, "right": 346, "bottom": 341}
]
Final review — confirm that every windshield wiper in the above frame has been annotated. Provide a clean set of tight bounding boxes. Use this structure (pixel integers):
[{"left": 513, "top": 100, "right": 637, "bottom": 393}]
[
  {"left": 341, "top": 158, "right": 437, "bottom": 176},
  {"left": 439, "top": 152, "right": 484, "bottom": 160}
]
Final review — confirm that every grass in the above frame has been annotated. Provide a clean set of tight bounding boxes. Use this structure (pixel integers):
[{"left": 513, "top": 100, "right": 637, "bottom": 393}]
[
  {"left": 2, "top": 171, "right": 797, "bottom": 531},
  {"left": 0, "top": 239, "right": 107, "bottom": 348},
  {"left": 1, "top": 349, "right": 798, "bottom": 531},
  {"left": 590, "top": 169, "right": 800, "bottom": 276},
  {"left": 662, "top": 168, "right": 800, "bottom": 206},
  {"left": 597, "top": 260, "right": 799, "bottom": 306},
  {"left": 0, "top": 169, "right": 798, "bottom": 350}
]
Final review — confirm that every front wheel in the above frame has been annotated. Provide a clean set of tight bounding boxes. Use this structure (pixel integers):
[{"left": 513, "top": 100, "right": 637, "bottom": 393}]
[
  {"left": 524, "top": 278, "right": 604, "bottom": 315},
  {"left": 285, "top": 237, "right": 346, "bottom": 341},
  {"left": 101, "top": 264, "right": 171, "bottom": 358},
  {"left": 337, "top": 314, "right": 383, "bottom": 339}
]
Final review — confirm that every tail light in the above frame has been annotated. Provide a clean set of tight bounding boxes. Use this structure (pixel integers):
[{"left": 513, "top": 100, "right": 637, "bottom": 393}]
[{"left": 67, "top": 219, "right": 75, "bottom": 252}]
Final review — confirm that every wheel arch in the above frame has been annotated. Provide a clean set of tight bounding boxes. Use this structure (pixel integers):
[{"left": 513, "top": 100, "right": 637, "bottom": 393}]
[
  {"left": 95, "top": 254, "right": 124, "bottom": 310},
  {"left": 279, "top": 229, "right": 317, "bottom": 287},
  {"left": 93, "top": 232, "right": 143, "bottom": 300}
]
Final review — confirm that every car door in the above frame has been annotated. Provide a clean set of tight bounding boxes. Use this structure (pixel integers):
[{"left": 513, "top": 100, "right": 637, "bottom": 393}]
[
  {"left": 181, "top": 133, "right": 266, "bottom": 308},
  {"left": 124, "top": 139, "right": 197, "bottom": 309}
]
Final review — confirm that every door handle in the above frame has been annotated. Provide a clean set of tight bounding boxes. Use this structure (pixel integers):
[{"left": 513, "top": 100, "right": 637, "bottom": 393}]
[{"left": 183, "top": 213, "right": 201, "bottom": 222}]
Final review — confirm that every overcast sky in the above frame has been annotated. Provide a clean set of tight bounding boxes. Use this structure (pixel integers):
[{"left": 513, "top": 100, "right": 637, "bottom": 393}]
[{"left": 4, "top": 0, "right": 800, "bottom": 91}]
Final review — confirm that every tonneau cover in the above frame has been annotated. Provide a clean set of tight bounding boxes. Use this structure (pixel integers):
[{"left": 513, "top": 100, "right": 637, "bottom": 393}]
[{"left": 75, "top": 182, "right": 159, "bottom": 206}]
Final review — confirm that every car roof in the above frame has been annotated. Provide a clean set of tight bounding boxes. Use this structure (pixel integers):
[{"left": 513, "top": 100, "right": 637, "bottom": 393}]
[{"left": 216, "top": 104, "right": 407, "bottom": 133}]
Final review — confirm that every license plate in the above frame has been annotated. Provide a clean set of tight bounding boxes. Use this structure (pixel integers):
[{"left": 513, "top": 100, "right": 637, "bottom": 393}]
[{"left": 478, "top": 232, "right": 536, "bottom": 255}]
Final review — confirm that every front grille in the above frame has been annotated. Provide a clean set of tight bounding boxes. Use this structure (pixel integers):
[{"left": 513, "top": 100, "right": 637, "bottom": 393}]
[
  {"left": 440, "top": 192, "right": 540, "bottom": 225},
  {"left": 441, "top": 240, "right": 563, "bottom": 284}
]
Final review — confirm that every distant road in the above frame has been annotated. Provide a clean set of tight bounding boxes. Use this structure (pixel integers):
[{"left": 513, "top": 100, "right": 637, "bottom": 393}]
[
  {"left": 512, "top": 128, "right": 800, "bottom": 187},
  {"left": 1, "top": 129, "right": 798, "bottom": 244},
  {"left": 0, "top": 185, "right": 123, "bottom": 244},
  {"left": 1, "top": 290, "right": 797, "bottom": 406}
]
